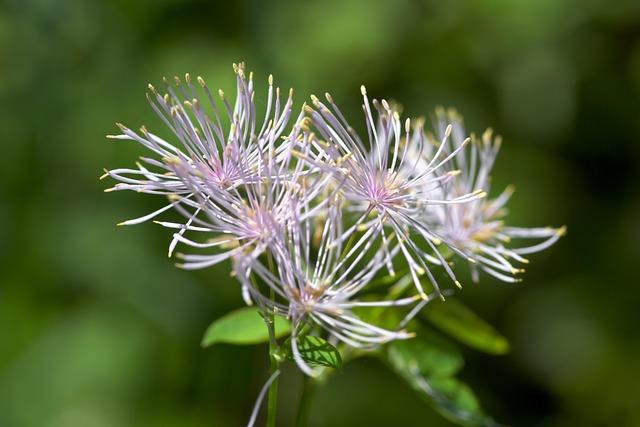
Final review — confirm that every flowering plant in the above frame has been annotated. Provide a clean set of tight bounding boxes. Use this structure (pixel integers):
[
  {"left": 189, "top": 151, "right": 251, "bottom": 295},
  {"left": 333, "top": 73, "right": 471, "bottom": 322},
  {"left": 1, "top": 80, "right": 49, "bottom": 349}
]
[{"left": 104, "top": 63, "right": 564, "bottom": 426}]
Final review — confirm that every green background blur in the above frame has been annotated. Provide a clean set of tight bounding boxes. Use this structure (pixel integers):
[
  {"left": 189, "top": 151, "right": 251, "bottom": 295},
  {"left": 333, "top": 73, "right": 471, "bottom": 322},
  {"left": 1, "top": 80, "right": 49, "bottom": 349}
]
[{"left": 1, "top": 0, "right": 639, "bottom": 426}]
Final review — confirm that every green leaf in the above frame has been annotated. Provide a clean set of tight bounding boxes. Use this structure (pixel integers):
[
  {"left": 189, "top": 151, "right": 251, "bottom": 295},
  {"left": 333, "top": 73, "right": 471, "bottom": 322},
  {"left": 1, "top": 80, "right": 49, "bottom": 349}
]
[
  {"left": 285, "top": 335, "right": 342, "bottom": 369},
  {"left": 424, "top": 377, "right": 496, "bottom": 426},
  {"left": 429, "top": 377, "right": 481, "bottom": 414},
  {"left": 387, "top": 331, "right": 463, "bottom": 377},
  {"left": 422, "top": 298, "right": 510, "bottom": 355},
  {"left": 201, "top": 307, "right": 291, "bottom": 347},
  {"left": 385, "top": 332, "right": 498, "bottom": 427},
  {"left": 366, "top": 270, "right": 409, "bottom": 292},
  {"left": 352, "top": 300, "right": 404, "bottom": 332}
]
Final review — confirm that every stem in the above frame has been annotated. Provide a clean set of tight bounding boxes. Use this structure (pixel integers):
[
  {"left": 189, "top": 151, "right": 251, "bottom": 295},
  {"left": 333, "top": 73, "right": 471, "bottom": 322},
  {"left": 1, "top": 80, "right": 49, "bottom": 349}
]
[
  {"left": 265, "top": 266, "right": 280, "bottom": 427},
  {"left": 295, "top": 375, "right": 317, "bottom": 427},
  {"left": 266, "top": 338, "right": 280, "bottom": 427}
]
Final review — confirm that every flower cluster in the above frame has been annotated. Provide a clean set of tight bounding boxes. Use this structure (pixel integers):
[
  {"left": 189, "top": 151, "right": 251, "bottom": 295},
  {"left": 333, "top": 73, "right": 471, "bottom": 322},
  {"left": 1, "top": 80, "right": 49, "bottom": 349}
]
[{"left": 104, "top": 63, "right": 564, "bottom": 374}]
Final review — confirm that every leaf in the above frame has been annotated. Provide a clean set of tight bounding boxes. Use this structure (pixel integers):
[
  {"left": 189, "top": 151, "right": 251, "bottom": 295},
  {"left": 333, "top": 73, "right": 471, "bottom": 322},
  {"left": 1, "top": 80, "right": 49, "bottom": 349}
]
[
  {"left": 422, "top": 376, "right": 497, "bottom": 427},
  {"left": 387, "top": 331, "right": 463, "bottom": 377},
  {"left": 366, "top": 270, "right": 409, "bottom": 292},
  {"left": 385, "top": 332, "right": 498, "bottom": 427},
  {"left": 285, "top": 335, "right": 342, "bottom": 369},
  {"left": 201, "top": 307, "right": 291, "bottom": 347},
  {"left": 352, "top": 300, "right": 405, "bottom": 331},
  {"left": 422, "top": 298, "right": 510, "bottom": 355}
]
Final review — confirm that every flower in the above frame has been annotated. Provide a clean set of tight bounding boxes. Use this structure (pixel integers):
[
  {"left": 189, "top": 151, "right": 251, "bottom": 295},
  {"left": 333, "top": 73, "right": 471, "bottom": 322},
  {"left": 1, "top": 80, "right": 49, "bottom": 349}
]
[
  {"left": 104, "top": 64, "right": 566, "bottom": 387},
  {"left": 426, "top": 107, "right": 565, "bottom": 282},
  {"left": 302, "top": 87, "right": 485, "bottom": 298},
  {"left": 236, "top": 202, "right": 431, "bottom": 375},
  {"left": 103, "top": 63, "right": 316, "bottom": 269}
]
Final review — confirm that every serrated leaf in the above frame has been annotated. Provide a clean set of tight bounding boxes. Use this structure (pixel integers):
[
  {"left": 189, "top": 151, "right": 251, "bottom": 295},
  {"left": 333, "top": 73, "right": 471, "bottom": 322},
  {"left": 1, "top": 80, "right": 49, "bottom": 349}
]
[
  {"left": 201, "top": 307, "right": 291, "bottom": 347},
  {"left": 285, "top": 335, "right": 342, "bottom": 369},
  {"left": 385, "top": 333, "right": 498, "bottom": 427},
  {"left": 387, "top": 331, "right": 463, "bottom": 377},
  {"left": 422, "top": 298, "right": 510, "bottom": 355}
]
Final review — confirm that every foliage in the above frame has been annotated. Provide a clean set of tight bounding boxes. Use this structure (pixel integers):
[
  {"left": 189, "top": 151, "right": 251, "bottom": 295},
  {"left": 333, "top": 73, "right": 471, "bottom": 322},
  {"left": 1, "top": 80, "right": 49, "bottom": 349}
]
[
  {"left": 422, "top": 298, "right": 510, "bottom": 355},
  {"left": 283, "top": 336, "right": 342, "bottom": 369},
  {"left": 385, "top": 331, "right": 498, "bottom": 427},
  {"left": 202, "top": 307, "right": 291, "bottom": 347}
]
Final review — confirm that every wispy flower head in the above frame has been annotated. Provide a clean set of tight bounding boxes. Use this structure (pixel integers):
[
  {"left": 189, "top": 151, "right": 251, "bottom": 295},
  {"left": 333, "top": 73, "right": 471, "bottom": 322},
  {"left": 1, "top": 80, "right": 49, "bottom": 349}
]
[
  {"left": 103, "top": 63, "right": 316, "bottom": 268},
  {"left": 303, "top": 88, "right": 485, "bottom": 298},
  {"left": 426, "top": 107, "right": 566, "bottom": 282},
  {"left": 236, "top": 202, "right": 429, "bottom": 375}
]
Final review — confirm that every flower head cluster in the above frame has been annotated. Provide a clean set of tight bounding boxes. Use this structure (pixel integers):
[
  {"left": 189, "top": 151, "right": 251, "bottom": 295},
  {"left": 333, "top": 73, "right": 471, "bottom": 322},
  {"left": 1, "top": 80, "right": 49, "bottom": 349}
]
[
  {"left": 422, "top": 108, "right": 566, "bottom": 283},
  {"left": 304, "top": 89, "right": 486, "bottom": 298},
  {"left": 104, "top": 64, "right": 563, "bottom": 375}
]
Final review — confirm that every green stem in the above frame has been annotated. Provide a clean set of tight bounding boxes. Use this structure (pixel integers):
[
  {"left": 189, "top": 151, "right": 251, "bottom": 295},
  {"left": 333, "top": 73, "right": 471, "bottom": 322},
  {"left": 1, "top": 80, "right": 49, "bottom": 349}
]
[
  {"left": 295, "top": 376, "right": 317, "bottom": 427},
  {"left": 266, "top": 337, "right": 280, "bottom": 427},
  {"left": 265, "top": 263, "right": 280, "bottom": 427}
]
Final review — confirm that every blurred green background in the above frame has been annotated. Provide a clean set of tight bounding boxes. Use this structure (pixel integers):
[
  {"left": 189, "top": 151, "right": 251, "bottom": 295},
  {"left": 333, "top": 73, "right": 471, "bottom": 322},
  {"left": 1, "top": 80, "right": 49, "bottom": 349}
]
[{"left": 1, "top": 0, "right": 639, "bottom": 426}]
